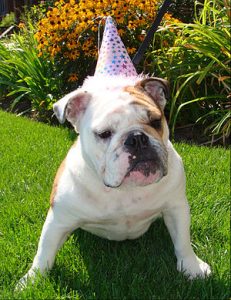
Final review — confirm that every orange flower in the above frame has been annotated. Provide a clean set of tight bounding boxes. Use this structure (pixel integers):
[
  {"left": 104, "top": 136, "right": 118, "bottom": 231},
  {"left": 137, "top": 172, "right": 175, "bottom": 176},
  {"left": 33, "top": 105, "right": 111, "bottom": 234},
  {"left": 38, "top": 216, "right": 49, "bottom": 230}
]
[
  {"left": 127, "top": 47, "right": 136, "bottom": 54},
  {"left": 68, "top": 73, "right": 78, "bottom": 82},
  {"left": 34, "top": 0, "right": 180, "bottom": 82}
]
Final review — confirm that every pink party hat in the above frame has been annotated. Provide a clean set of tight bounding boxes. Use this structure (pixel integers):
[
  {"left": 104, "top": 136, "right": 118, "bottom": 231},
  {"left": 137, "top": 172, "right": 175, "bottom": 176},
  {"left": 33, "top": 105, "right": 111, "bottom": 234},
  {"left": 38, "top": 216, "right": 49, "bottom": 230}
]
[{"left": 95, "top": 16, "right": 137, "bottom": 77}]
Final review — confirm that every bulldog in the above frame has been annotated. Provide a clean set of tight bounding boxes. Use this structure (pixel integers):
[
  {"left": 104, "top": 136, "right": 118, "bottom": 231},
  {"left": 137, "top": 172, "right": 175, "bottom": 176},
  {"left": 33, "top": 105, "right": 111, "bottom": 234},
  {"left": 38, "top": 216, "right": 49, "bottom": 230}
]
[{"left": 17, "top": 75, "right": 211, "bottom": 289}]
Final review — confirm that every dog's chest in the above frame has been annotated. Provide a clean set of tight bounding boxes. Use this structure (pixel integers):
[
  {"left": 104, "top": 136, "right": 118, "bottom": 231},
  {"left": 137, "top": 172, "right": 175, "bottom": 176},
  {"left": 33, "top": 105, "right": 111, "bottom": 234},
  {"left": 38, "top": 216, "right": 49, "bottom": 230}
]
[
  {"left": 80, "top": 211, "right": 160, "bottom": 241},
  {"left": 78, "top": 190, "right": 162, "bottom": 241}
]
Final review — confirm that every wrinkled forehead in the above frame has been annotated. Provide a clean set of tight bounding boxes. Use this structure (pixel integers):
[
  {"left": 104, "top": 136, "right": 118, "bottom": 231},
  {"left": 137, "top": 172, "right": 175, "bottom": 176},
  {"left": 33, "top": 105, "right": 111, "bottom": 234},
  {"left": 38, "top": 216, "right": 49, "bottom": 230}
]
[
  {"left": 82, "top": 75, "right": 162, "bottom": 124},
  {"left": 87, "top": 85, "right": 162, "bottom": 130},
  {"left": 89, "top": 88, "right": 137, "bottom": 124}
]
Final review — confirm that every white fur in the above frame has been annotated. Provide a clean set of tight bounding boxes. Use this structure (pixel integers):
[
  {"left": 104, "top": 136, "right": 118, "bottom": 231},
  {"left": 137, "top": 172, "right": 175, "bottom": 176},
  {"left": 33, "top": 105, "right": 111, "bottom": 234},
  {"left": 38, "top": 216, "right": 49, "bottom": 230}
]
[
  {"left": 83, "top": 74, "right": 145, "bottom": 92},
  {"left": 16, "top": 75, "right": 211, "bottom": 290}
]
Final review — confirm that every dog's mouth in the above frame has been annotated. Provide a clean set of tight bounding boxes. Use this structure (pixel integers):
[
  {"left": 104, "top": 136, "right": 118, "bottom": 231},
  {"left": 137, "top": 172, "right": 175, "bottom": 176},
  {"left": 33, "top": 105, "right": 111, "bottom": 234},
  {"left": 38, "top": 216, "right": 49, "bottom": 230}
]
[
  {"left": 125, "top": 159, "right": 157, "bottom": 177},
  {"left": 123, "top": 159, "right": 165, "bottom": 186}
]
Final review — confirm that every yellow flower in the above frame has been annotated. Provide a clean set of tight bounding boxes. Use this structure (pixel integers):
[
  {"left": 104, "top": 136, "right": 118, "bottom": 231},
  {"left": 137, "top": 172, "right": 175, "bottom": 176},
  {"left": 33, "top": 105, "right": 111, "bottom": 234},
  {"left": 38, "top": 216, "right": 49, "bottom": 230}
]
[
  {"left": 66, "top": 40, "right": 77, "bottom": 50},
  {"left": 18, "top": 22, "right": 25, "bottom": 28},
  {"left": 68, "top": 50, "right": 80, "bottom": 60},
  {"left": 35, "top": 0, "right": 179, "bottom": 67}
]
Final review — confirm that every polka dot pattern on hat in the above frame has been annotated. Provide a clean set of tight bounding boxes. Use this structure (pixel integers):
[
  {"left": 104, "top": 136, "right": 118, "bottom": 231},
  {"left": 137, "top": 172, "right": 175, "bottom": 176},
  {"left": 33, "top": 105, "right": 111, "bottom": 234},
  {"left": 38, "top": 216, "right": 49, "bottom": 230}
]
[{"left": 95, "top": 16, "right": 137, "bottom": 77}]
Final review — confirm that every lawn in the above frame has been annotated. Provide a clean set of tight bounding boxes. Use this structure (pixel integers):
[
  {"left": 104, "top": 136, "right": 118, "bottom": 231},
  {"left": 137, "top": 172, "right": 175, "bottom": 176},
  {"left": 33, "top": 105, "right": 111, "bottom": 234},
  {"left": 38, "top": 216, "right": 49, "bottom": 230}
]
[{"left": 0, "top": 110, "right": 229, "bottom": 299}]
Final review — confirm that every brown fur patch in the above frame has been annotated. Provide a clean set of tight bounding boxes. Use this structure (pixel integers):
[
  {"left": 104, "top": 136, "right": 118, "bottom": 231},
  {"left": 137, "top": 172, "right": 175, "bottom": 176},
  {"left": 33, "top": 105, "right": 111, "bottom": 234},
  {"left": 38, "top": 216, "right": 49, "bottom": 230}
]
[
  {"left": 124, "top": 85, "right": 165, "bottom": 139},
  {"left": 124, "top": 86, "right": 162, "bottom": 117},
  {"left": 141, "top": 123, "right": 164, "bottom": 141},
  {"left": 124, "top": 86, "right": 155, "bottom": 105},
  {"left": 50, "top": 159, "right": 66, "bottom": 207}
]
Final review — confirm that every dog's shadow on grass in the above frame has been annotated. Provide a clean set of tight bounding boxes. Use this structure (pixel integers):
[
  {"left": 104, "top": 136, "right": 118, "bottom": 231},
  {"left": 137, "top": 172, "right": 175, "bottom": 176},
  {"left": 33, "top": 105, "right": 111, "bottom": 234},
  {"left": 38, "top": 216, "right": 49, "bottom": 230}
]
[
  {"left": 50, "top": 218, "right": 228, "bottom": 299},
  {"left": 51, "top": 219, "right": 182, "bottom": 297}
]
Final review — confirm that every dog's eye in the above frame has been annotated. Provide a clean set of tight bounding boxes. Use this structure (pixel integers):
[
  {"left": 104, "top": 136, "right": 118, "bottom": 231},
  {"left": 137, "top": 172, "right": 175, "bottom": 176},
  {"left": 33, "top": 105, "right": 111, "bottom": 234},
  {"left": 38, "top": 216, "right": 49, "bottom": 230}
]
[
  {"left": 97, "top": 130, "right": 112, "bottom": 139},
  {"left": 150, "top": 119, "right": 162, "bottom": 130}
]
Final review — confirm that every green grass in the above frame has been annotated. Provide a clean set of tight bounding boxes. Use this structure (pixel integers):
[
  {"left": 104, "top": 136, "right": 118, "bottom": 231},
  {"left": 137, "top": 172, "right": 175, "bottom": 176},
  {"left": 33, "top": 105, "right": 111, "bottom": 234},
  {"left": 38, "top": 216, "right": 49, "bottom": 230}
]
[{"left": 0, "top": 110, "right": 229, "bottom": 299}]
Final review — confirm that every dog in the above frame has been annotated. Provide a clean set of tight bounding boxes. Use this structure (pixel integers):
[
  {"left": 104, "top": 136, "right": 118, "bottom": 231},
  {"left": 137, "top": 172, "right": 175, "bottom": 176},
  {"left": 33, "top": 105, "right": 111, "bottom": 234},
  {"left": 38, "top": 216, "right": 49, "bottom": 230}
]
[{"left": 16, "top": 75, "right": 211, "bottom": 290}]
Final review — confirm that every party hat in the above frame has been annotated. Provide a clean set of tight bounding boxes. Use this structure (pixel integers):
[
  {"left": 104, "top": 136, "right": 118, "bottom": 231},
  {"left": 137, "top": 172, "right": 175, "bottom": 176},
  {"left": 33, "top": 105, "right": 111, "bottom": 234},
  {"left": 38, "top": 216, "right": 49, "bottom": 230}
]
[{"left": 95, "top": 16, "right": 137, "bottom": 77}]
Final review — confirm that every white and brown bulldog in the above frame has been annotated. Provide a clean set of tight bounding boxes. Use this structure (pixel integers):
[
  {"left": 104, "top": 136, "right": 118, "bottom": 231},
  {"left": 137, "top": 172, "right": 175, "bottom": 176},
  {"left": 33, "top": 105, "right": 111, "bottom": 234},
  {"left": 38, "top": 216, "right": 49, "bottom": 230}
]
[{"left": 17, "top": 75, "right": 211, "bottom": 289}]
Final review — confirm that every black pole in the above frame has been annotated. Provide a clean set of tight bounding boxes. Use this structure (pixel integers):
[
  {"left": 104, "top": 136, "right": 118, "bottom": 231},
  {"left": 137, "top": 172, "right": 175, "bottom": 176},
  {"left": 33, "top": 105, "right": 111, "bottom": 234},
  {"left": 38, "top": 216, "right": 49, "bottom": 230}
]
[{"left": 132, "top": 0, "right": 172, "bottom": 66}]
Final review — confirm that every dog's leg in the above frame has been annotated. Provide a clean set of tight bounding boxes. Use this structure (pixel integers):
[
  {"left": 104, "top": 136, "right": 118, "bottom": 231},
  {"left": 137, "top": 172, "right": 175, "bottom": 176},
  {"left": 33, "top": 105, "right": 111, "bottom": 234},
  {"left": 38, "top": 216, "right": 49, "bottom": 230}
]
[
  {"left": 163, "top": 201, "right": 211, "bottom": 279},
  {"left": 16, "top": 207, "right": 75, "bottom": 290}
]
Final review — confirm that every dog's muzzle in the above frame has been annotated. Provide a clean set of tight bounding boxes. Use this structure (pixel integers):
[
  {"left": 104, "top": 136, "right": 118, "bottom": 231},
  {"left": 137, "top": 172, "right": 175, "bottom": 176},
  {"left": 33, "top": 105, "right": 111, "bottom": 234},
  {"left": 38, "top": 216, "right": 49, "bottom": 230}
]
[{"left": 123, "top": 131, "right": 168, "bottom": 183}]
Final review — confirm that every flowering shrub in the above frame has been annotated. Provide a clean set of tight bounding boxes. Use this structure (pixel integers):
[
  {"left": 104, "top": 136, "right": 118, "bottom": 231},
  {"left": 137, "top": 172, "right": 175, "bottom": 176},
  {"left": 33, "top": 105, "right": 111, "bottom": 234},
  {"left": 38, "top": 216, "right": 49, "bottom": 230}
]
[{"left": 35, "top": 0, "right": 178, "bottom": 84}]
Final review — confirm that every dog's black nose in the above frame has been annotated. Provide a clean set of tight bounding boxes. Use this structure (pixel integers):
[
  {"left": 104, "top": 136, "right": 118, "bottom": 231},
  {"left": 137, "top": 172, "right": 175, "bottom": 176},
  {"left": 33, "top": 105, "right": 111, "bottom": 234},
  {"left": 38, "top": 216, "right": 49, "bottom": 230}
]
[{"left": 124, "top": 132, "right": 149, "bottom": 150}]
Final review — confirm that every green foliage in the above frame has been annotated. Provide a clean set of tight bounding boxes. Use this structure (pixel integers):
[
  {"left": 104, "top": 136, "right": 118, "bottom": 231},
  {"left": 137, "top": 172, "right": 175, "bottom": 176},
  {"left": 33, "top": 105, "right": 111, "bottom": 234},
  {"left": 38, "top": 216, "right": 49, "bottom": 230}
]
[
  {"left": 0, "top": 30, "right": 63, "bottom": 120},
  {"left": 0, "top": 12, "right": 16, "bottom": 27},
  {"left": 0, "top": 110, "right": 229, "bottom": 299},
  {"left": 20, "top": 2, "right": 52, "bottom": 30},
  {"left": 149, "top": 0, "right": 230, "bottom": 144},
  {"left": 0, "top": 3, "right": 83, "bottom": 120}
]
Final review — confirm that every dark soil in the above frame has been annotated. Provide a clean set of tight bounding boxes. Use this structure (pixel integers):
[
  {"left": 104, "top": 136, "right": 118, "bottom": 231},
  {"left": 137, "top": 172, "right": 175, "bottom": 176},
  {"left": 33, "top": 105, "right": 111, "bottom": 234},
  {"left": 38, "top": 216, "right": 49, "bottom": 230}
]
[{"left": 172, "top": 125, "right": 229, "bottom": 147}]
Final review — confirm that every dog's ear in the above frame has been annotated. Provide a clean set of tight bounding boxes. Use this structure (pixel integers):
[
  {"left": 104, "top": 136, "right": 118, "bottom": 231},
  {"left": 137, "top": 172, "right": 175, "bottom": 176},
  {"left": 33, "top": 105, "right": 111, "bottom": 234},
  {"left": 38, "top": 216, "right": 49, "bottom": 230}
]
[
  {"left": 53, "top": 90, "right": 91, "bottom": 126},
  {"left": 137, "top": 77, "right": 169, "bottom": 109}
]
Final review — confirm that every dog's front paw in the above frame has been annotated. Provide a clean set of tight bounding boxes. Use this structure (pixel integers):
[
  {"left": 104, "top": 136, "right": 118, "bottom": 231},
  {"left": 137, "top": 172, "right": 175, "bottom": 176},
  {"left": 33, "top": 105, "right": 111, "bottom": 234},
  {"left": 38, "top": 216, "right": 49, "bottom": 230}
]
[
  {"left": 15, "top": 270, "right": 36, "bottom": 292},
  {"left": 177, "top": 255, "right": 211, "bottom": 279}
]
